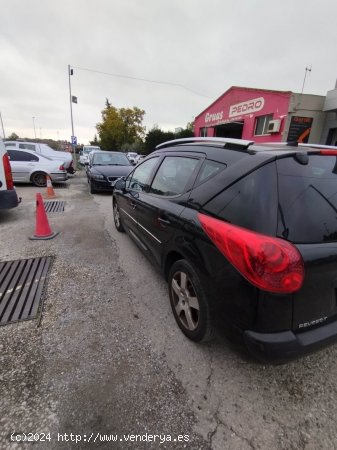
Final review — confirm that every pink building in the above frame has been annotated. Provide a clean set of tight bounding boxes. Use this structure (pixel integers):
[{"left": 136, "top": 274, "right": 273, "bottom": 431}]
[{"left": 194, "top": 86, "right": 326, "bottom": 144}]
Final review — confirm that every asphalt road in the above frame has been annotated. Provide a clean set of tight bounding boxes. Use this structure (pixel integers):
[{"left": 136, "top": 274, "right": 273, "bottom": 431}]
[{"left": 1, "top": 173, "right": 337, "bottom": 450}]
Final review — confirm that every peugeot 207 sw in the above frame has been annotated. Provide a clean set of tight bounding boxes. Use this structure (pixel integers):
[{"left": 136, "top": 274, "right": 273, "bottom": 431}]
[{"left": 112, "top": 137, "right": 337, "bottom": 362}]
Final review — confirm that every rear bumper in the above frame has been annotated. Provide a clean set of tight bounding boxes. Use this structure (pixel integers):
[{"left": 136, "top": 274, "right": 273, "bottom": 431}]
[
  {"left": 0, "top": 189, "right": 19, "bottom": 209},
  {"left": 50, "top": 173, "right": 68, "bottom": 182},
  {"left": 244, "top": 319, "right": 337, "bottom": 363}
]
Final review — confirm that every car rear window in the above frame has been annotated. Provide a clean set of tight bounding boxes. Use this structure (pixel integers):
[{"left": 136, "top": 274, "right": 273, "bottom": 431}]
[
  {"left": 19, "top": 143, "right": 36, "bottom": 151},
  {"left": 277, "top": 155, "right": 337, "bottom": 243}
]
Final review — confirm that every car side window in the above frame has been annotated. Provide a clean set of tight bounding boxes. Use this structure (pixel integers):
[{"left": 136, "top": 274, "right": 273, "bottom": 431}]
[
  {"left": 149, "top": 156, "right": 199, "bottom": 196},
  {"left": 126, "top": 157, "right": 159, "bottom": 191},
  {"left": 8, "top": 150, "right": 38, "bottom": 162},
  {"left": 195, "top": 159, "right": 226, "bottom": 185},
  {"left": 7, "top": 150, "right": 19, "bottom": 161},
  {"left": 206, "top": 162, "right": 278, "bottom": 235},
  {"left": 19, "top": 144, "right": 36, "bottom": 151}
]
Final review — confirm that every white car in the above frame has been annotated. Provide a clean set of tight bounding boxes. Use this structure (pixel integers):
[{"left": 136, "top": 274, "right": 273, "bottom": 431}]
[
  {"left": 126, "top": 152, "right": 138, "bottom": 165},
  {"left": 79, "top": 145, "right": 101, "bottom": 165},
  {"left": 135, "top": 154, "right": 146, "bottom": 164},
  {"left": 7, "top": 148, "right": 68, "bottom": 187},
  {"left": 4, "top": 141, "right": 74, "bottom": 174}
]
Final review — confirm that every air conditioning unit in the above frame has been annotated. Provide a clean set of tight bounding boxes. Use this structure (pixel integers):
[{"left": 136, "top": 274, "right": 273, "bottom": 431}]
[{"left": 267, "top": 119, "right": 281, "bottom": 133}]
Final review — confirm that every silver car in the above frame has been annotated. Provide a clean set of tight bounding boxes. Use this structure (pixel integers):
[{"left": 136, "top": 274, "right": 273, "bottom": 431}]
[
  {"left": 126, "top": 152, "right": 138, "bottom": 165},
  {"left": 7, "top": 148, "right": 68, "bottom": 187},
  {"left": 5, "top": 141, "right": 74, "bottom": 173}
]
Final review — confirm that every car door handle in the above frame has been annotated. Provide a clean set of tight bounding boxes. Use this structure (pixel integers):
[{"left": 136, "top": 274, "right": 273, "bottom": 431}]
[{"left": 158, "top": 217, "right": 171, "bottom": 225}]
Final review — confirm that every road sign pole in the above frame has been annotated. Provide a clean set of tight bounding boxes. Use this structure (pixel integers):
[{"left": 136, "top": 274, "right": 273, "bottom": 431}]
[{"left": 68, "top": 64, "right": 77, "bottom": 170}]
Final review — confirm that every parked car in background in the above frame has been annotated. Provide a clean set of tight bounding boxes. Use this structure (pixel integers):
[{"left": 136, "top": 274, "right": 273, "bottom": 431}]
[
  {"left": 113, "top": 137, "right": 337, "bottom": 362},
  {"left": 0, "top": 138, "right": 19, "bottom": 209},
  {"left": 4, "top": 141, "right": 74, "bottom": 174},
  {"left": 79, "top": 145, "right": 101, "bottom": 165},
  {"left": 126, "top": 152, "right": 138, "bottom": 165},
  {"left": 7, "top": 148, "right": 68, "bottom": 187},
  {"left": 135, "top": 154, "right": 147, "bottom": 164},
  {"left": 86, "top": 149, "right": 101, "bottom": 169},
  {"left": 87, "top": 151, "right": 132, "bottom": 194}
]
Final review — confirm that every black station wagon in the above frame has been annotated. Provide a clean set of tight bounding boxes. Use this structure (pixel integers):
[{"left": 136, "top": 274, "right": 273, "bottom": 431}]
[{"left": 112, "top": 137, "right": 337, "bottom": 362}]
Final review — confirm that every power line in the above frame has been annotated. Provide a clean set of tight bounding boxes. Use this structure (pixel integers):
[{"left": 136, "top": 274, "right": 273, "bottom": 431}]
[{"left": 72, "top": 65, "right": 211, "bottom": 99}]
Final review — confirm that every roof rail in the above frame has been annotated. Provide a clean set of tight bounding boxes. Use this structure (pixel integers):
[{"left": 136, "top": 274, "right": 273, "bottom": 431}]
[
  {"left": 299, "top": 143, "right": 337, "bottom": 150},
  {"left": 155, "top": 137, "right": 255, "bottom": 150}
]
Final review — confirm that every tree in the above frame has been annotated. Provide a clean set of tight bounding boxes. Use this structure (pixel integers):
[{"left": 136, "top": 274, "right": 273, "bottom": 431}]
[
  {"left": 143, "top": 122, "right": 194, "bottom": 154},
  {"left": 121, "top": 140, "right": 144, "bottom": 153},
  {"left": 7, "top": 132, "right": 19, "bottom": 140},
  {"left": 144, "top": 126, "right": 175, "bottom": 154},
  {"left": 175, "top": 121, "right": 194, "bottom": 139},
  {"left": 96, "top": 100, "right": 146, "bottom": 150},
  {"left": 90, "top": 134, "right": 100, "bottom": 146}
]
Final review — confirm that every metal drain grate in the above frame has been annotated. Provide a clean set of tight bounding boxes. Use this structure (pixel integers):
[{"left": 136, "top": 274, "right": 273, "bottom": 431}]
[
  {"left": 52, "top": 182, "right": 69, "bottom": 189},
  {"left": 44, "top": 201, "right": 65, "bottom": 213},
  {"left": 0, "top": 256, "right": 53, "bottom": 325}
]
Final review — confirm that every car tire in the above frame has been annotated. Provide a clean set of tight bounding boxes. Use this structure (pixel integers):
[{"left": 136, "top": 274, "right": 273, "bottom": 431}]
[
  {"left": 31, "top": 172, "right": 47, "bottom": 187},
  {"left": 168, "top": 260, "right": 214, "bottom": 342},
  {"left": 113, "top": 199, "right": 125, "bottom": 232},
  {"left": 89, "top": 180, "right": 96, "bottom": 194}
]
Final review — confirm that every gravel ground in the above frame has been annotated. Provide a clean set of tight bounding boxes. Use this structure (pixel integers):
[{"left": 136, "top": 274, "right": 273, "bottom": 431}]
[
  {"left": 0, "top": 175, "right": 207, "bottom": 449},
  {"left": 1, "top": 173, "right": 337, "bottom": 450}
]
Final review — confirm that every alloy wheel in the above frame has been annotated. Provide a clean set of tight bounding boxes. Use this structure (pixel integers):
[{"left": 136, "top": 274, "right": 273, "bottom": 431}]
[
  {"left": 114, "top": 203, "right": 120, "bottom": 228},
  {"left": 113, "top": 201, "right": 125, "bottom": 232},
  {"left": 32, "top": 172, "right": 47, "bottom": 187},
  {"left": 170, "top": 271, "right": 200, "bottom": 331}
]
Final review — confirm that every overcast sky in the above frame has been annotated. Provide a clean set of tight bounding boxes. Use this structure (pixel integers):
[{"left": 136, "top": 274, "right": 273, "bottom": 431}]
[{"left": 1, "top": 0, "right": 337, "bottom": 144}]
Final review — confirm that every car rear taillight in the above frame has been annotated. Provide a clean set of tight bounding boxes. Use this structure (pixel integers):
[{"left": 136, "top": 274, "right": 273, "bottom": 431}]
[
  {"left": 59, "top": 164, "right": 65, "bottom": 171},
  {"left": 3, "top": 153, "right": 14, "bottom": 189},
  {"left": 198, "top": 213, "right": 304, "bottom": 294}
]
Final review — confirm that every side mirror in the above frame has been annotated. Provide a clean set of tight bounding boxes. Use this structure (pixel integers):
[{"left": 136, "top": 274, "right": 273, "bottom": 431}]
[{"left": 114, "top": 178, "right": 126, "bottom": 191}]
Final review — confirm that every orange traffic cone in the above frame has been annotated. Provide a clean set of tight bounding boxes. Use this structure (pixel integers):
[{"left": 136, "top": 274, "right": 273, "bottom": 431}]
[
  {"left": 45, "top": 175, "right": 56, "bottom": 198},
  {"left": 29, "top": 193, "right": 59, "bottom": 240}
]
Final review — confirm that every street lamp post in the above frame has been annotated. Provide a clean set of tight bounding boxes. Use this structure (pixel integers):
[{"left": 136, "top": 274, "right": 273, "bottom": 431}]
[
  {"left": 32, "top": 116, "right": 37, "bottom": 140},
  {"left": 68, "top": 64, "right": 77, "bottom": 170},
  {"left": 297, "top": 65, "right": 312, "bottom": 110},
  {"left": 301, "top": 65, "right": 312, "bottom": 96}
]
